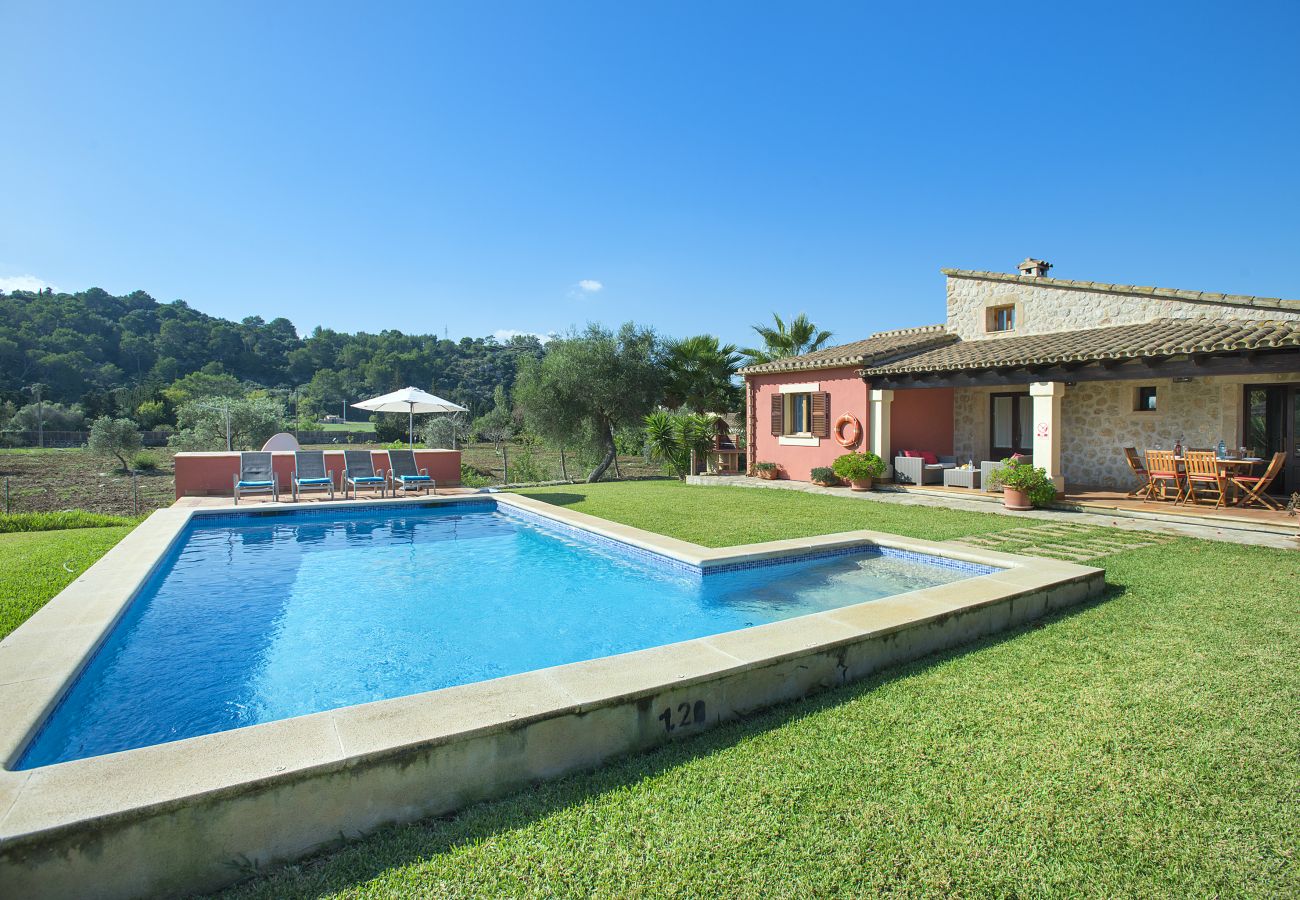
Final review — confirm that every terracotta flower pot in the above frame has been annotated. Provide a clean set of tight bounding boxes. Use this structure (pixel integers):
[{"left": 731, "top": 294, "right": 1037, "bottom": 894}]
[
  {"left": 756, "top": 469, "right": 778, "bottom": 480},
  {"left": 812, "top": 479, "right": 837, "bottom": 488},
  {"left": 849, "top": 478, "right": 873, "bottom": 492},
  {"left": 1002, "top": 487, "right": 1032, "bottom": 510}
]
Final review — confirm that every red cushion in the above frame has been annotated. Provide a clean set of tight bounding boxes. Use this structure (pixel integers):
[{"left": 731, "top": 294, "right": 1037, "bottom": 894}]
[
  {"left": 901, "top": 450, "right": 921, "bottom": 458},
  {"left": 920, "top": 451, "right": 940, "bottom": 465}
]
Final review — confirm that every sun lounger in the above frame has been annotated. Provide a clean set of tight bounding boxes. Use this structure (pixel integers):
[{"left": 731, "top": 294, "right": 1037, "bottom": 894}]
[
  {"left": 292, "top": 450, "right": 335, "bottom": 501},
  {"left": 343, "top": 450, "right": 387, "bottom": 499},
  {"left": 387, "top": 449, "right": 435, "bottom": 495},
  {"left": 233, "top": 452, "right": 279, "bottom": 505}
]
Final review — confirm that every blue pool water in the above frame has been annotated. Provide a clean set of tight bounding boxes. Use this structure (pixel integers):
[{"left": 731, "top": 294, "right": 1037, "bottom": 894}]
[{"left": 18, "top": 501, "right": 993, "bottom": 769}]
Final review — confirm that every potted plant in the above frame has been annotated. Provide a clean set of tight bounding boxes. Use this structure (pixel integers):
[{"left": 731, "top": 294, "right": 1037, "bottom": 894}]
[
  {"left": 810, "top": 466, "right": 840, "bottom": 488},
  {"left": 989, "top": 458, "right": 1057, "bottom": 510},
  {"left": 753, "top": 461, "right": 779, "bottom": 480},
  {"left": 831, "top": 451, "right": 885, "bottom": 491}
]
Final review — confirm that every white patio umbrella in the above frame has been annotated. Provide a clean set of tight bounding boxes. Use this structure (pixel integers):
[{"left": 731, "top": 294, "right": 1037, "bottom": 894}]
[{"left": 352, "top": 387, "right": 469, "bottom": 448}]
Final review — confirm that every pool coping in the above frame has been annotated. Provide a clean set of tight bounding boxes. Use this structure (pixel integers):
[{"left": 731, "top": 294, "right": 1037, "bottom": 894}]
[{"left": 0, "top": 492, "right": 1104, "bottom": 898}]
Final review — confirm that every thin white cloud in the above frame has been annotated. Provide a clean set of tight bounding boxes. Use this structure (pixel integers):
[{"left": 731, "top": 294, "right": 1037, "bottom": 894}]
[
  {"left": 0, "top": 274, "right": 55, "bottom": 293},
  {"left": 576, "top": 279, "right": 603, "bottom": 293},
  {"left": 493, "top": 329, "right": 554, "bottom": 344}
]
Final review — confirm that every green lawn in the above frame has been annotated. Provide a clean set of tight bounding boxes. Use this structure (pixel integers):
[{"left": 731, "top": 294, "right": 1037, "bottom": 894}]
[
  {"left": 1, "top": 483, "right": 1294, "bottom": 897},
  {"left": 214, "top": 482, "right": 1297, "bottom": 898},
  {"left": 0, "top": 525, "right": 134, "bottom": 639},
  {"left": 518, "top": 480, "right": 1026, "bottom": 545},
  {"left": 316, "top": 422, "right": 376, "bottom": 432}
]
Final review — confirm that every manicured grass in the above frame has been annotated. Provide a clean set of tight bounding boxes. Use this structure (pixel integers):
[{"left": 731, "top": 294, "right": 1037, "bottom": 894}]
[
  {"left": 519, "top": 479, "right": 1028, "bottom": 544},
  {"left": 0, "top": 526, "right": 134, "bottom": 640},
  {"left": 212, "top": 483, "right": 1299, "bottom": 899},
  {"left": 0, "top": 511, "right": 139, "bottom": 533}
]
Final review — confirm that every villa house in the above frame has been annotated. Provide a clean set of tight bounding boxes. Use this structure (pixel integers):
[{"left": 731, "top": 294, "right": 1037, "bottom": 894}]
[{"left": 739, "top": 260, "right": 1300, "bottom": 495}]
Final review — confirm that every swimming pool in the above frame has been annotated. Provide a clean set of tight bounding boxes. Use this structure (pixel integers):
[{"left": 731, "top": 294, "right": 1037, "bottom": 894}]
[
  {"left": 18, "top": 499, "right": 992, "bottom": 768},
  {"left": 0, "top": 493, "right": 1103, "bottom": 898}
]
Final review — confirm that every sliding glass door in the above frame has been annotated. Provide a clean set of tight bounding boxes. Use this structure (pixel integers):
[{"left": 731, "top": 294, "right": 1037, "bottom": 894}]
[
  {"left": 990, "top": 393, "right": 1033, "bottom": 460},
  {"left": 1244, "top": 385, "right": 1298, "bottom": 493}
]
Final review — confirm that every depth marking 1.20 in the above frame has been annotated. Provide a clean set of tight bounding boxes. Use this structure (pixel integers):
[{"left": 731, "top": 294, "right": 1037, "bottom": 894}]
[{"left": 658, "top": 700, "right": 706, "bottom": 733}]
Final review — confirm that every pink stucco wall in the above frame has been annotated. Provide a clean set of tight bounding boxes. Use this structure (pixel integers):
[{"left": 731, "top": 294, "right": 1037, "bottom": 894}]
[
  {"left": 889, "top": 387, "right": 955, "bottom": 459},
  {"left": 747, "top": 366, "right": 869, "bottom": 481},
  {"left": 173, "top": 449, "right": 463, "bottom": 499}
]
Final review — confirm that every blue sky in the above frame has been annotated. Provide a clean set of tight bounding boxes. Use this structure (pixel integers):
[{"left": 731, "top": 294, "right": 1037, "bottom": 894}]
[{"left": 2, "top": 1, "right": 1297, "bottom": 348}]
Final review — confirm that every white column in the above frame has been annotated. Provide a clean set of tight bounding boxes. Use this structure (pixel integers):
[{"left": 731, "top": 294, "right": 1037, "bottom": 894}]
[
  {"left": 1030, "top": 381, "right": 1066, "bottom": 490},
  {"left": 869, "top": 389, "right": 893, "bottom": 477}
]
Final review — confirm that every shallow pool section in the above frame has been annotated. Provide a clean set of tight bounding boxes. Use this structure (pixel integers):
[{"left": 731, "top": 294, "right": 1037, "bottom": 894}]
[{"left": 19, "top": 501, "right": 990, "bottom": 768}]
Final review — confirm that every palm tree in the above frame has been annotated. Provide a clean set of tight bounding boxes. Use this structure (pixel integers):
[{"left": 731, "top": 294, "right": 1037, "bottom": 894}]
[
  {"left": 740, "top": 313, "right": 833, "bottom": 365},
  {"left": 663, "top": 334, "right": 743, "bottom": 413}
]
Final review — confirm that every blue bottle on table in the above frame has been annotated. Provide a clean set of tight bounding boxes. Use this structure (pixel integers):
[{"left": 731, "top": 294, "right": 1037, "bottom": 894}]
[{"left": 1216, "top": 440, "right": 1226, "bottom": 458}]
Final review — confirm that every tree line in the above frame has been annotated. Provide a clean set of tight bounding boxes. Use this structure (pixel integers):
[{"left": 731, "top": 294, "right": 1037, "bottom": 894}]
[
  {"left": 0, "top": 286, "right": 546, "bottom": 428},
  {"left": 2, "top": 286, "right": 836, "bottom": 481}
]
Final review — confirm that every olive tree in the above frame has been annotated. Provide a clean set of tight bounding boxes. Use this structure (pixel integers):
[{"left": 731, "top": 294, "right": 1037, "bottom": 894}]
[
  {"left": 169, "top": 397, "right": 285, "bottom": 451},
  {"left": 88, "top": 416, "right": 142, "bottom": 471},
  {"left": 514, "top": 323, "right": 664, "bottom": 482}
]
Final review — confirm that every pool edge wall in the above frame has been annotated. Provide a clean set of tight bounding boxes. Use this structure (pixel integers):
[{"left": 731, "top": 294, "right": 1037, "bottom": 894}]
[{"left": 0, "top": 494, "right": 1104, "bottom": 899}]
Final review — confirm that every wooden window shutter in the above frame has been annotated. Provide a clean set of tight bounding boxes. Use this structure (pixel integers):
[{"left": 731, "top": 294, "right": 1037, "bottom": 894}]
[
  {"left": 811, "top": 392, "right": 830, "bottom": 438},
  {"left": 770, "top": 393, "right": 784, "bottom": 435}
]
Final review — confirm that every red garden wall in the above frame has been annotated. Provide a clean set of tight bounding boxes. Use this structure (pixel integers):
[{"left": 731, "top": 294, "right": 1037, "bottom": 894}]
[{"left": 173, "top": 450, "right": 462, "bottom": 499}]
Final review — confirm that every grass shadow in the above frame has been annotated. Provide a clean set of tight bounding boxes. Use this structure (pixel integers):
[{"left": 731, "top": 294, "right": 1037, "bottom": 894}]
[{"left": 220, "top": 582, "right": 1123, "bottom": 898}]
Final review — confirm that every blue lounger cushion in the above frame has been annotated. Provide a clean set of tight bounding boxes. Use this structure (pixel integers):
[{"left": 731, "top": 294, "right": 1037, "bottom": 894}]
[
  {"left": 296, "top": 477, "right": 333, "bottom": 484},
  {"left": 397, "top": 474, "right": 432, "bottom": 481},
  {"left": 350, "top": 476, "right": 385, "bottom": 483},
  {"left": 237, "top": 480, "right": 274, "bottom": 487}
]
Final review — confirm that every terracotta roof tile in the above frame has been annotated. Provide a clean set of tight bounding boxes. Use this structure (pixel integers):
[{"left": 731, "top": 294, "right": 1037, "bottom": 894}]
[
  {"left": 738, "top": 325, "right": 953, "bottom": 375},
  {"left": 863, "top": 318, "right": 1300, "bottom": 376}
]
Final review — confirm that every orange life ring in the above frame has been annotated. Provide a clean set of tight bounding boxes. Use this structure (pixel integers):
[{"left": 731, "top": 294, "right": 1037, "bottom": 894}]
[{"left": 833, "top": 413, "right": 862, "bottom": 447}]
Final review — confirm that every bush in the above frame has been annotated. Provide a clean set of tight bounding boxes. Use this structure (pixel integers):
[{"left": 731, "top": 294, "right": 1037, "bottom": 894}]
[
  {"left": 989, "top": 458, "right": 1057, "bottom": 507},
  {"left": 810, "top": 466, "right": 840, "bottom": 486},
  {"left": 832, "top": 452, "right": 885, "bottom": 482},
  {"left": 459, "top": 463, "right": 493, "bottom": 488},
  {"left": 643, "top": 411, "right": 715, "bottom": 480},
  {"left": 373, "top": 414, "right": 410, "bottom": 444},
  {"left": 506, "top": 441, "right": 548, "bottom": 484},
  {"left": 130, "top": 451, "right": 159, "bottom": 472}
]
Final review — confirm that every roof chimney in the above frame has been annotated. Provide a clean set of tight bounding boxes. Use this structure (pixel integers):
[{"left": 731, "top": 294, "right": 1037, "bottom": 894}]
[{"left": 1017, "top": 258, "right": 1052, "bottom": 278}]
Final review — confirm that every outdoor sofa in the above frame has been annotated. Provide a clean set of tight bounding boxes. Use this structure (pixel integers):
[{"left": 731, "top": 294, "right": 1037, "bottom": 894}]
[{"left": 893, "top": 452, "right": 957, "bottom": 486}]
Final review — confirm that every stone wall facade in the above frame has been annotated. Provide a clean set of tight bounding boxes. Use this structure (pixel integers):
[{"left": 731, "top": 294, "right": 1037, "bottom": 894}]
[
  {"left": 952, "top": 373, "right": 1300, "bottom": 491},
  {"left": 945, "top": 272, "right": 1300, "bottom": 343}
]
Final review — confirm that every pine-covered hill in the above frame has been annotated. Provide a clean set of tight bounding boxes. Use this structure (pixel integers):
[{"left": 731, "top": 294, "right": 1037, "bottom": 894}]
[{"left": 0, "top": 287, "right": 546, "bottom": 420}]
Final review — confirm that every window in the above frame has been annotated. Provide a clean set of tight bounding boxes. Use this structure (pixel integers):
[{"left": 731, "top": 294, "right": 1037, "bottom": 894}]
[
  {"left": 786, "top": 393, "right": 811, "bottom": 434},
  {"left": 988, "top": 305, "right": 1016, "bottom": 332},
  {"left": 770, "top": 388, "right": 829, "bottom": 440},
  {"left": 1134, "top": 386, "right": 1158, "bottom": 412}
]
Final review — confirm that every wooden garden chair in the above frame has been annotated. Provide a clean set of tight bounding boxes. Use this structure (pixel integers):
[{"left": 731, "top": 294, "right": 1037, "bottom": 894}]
[
  {"left": 1122, "top": 447, "right": 1154, "bottom": 499},
  {"left": 1144, "top": 450, "right": 1183, "bottom": 502},
  {"left": 1229, "top": 452, "right": 1286, "bottom": 510},
  {"left": 1180, "top": 450, "right": 1227, "bottom": 508}
]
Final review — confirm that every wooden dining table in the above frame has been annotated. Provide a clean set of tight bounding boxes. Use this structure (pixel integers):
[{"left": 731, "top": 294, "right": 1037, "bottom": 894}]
[{"left": 1171, "top": 455, "right": 1264, "bottom": 505}]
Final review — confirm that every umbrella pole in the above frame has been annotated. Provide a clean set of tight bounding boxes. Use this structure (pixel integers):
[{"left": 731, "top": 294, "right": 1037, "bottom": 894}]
[{"left": 409, "top": 404, "right": 414, "bottom": 450}]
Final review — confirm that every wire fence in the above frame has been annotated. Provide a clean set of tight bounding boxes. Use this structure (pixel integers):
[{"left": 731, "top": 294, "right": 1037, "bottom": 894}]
[
  {"left": 0, "top": 430, "right": 175, "bottom": 449},
  {"left": 0, "top": 429, "right": 378, "bottom": 449}
]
